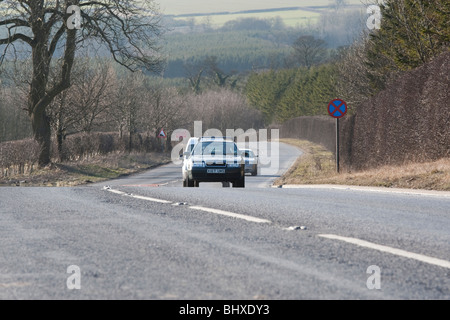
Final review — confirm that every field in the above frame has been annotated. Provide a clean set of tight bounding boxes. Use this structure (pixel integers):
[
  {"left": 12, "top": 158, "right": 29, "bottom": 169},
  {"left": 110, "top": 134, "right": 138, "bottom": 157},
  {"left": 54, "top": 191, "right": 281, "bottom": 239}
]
[
  {"left": 161, "top": 0, "right": 365, "bottom": 28},
  {"left": 173, "top": 9, "right": 321, "bottom": 28},
  {"left": 158, "top": 0, "right": 364, "bottom": 15}
]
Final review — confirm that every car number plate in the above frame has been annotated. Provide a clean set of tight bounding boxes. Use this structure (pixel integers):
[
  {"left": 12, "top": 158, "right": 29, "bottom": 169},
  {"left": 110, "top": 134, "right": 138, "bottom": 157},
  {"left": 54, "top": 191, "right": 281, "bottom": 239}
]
[{"left": 207, "top": 169, "right": 225, "bottom": 174}]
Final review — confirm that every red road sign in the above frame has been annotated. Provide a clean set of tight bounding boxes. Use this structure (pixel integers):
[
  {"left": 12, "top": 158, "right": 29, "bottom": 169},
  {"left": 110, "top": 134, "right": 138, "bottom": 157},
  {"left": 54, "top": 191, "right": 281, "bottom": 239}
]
[{"left": 328, "top": 99, "right": 348, "bottom": 119}]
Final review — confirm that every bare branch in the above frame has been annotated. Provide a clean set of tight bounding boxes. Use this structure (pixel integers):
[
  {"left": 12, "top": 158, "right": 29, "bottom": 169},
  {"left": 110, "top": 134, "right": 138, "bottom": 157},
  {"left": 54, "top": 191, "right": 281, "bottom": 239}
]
[
  {"left": 0, "top": 33, "right": 33, "bottom": 46},
  {"left": 0, "top": 18, "right": 30, "bottom": 27}
]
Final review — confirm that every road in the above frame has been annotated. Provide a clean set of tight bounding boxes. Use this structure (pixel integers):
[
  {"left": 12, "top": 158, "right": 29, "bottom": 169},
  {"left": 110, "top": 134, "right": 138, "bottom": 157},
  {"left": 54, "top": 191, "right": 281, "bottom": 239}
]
[
  {"left": 0, "top": 142, "right": 449, "bottom": 300},
  {"left": 102, "top": 141, "right": 302, "bottom": 189}
]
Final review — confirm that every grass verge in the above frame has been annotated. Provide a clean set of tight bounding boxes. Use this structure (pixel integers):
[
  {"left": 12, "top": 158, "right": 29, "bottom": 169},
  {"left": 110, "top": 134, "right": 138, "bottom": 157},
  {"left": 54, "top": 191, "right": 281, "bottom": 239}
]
[
  {"left": 276, "top": 139, "right": 450, "bottom": 191},
  {"left": 0, "top": 152, "right": 171, "bottom": 187}
]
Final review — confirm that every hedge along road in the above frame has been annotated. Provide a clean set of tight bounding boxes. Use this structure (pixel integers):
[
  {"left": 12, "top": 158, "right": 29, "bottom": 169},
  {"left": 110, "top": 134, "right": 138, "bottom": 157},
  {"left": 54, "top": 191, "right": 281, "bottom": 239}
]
[{"left": 0, "top": 142, "right": 449, "bottom": 300}]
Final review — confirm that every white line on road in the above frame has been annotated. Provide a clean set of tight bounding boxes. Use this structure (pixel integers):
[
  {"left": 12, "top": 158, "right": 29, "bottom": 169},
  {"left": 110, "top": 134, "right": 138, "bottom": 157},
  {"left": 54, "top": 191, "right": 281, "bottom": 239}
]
[
  {"left": 130, "top": 194, "right": 173, "bottom": 204},
  {"left": 107, "top": 189, "right": 126, "bottom": 195},
  {"left": 318, "top": 234, "right": 450, "bottom": 269},
  {"left": 105, "top": 188, "right": 172, "bottom": 204},
  {"left": 278, "top": 184, "right": 450, "bottom": 198},
  {"left": 105, "top": 187, "right": 271, "bottom": 223},
  {"left": 189, "top": 206, "right": 272, "bottom": 224},
  {"left": 0, "top": 282, "right": 31, "bottom": 288}
]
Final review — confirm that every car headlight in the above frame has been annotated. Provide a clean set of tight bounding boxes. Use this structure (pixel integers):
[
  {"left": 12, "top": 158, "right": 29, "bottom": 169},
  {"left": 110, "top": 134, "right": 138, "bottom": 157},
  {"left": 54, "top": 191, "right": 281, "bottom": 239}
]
[
  {"left": 192, "top": 161, "right": 205, "bottom": 168},
  {"left": 227, "top": 163, "right": 240, "bottom": 168}
]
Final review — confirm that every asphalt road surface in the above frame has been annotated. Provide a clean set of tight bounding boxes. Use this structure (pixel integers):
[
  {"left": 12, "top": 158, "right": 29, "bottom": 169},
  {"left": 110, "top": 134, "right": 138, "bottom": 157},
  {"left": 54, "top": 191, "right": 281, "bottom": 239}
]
[{"left": 1, "top": 142, "right": 449, "bottom": 300}]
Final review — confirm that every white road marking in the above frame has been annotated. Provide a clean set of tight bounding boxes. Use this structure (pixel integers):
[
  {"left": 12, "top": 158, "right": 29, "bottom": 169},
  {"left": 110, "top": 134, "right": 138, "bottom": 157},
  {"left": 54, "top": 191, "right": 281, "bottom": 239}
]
[
  {"left": 107, "top": 189, "right": 126, "bottom": 195},
  {"left": 105, "top": 188, "right": 270, "bottom": 224},
  {"left": 0, "top": 282, "right": 31, "bottom": 288},
  {"left": 279, "top": 184, "right": 450, "bottom": 198},
  {"left": 129, "top": 194, "right": 173, "bottom": 204},
  {"left": 189, "top": 206, "right": 272, "bottom": 224},
  {"left": 319, "top": 234, "right": 450, "bottom": 269},
  {"left": 105, "top": 188, "right": 172, "bottom": 204}
]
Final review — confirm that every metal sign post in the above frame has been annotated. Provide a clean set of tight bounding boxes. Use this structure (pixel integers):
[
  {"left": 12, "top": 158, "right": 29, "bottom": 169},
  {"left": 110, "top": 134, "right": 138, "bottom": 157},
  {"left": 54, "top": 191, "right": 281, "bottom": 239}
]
[
  {"left": 159, "top": 129, "right": 166, "bottom": 152},
  {"left": 327, "top": 99, "right": 348, "bottom": 173},
  {"left": 336, "top": 118, "right": 340, "bottom": 173}
]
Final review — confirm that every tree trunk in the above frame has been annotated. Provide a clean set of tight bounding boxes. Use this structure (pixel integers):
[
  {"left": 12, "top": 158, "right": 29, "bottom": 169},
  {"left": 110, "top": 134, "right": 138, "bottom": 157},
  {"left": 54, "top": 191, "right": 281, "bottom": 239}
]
[
  {"left": 29, "top": 26, "right": 52, "bottom": 167},
  {"left": 28, "top": 21, "right": 77, "bottom": 167},
  {"left": 31, "top": 108, "right": 52, "bottom": 167},
  {"left": 56, "top": 129, "right": 65, "bottom": 163}
]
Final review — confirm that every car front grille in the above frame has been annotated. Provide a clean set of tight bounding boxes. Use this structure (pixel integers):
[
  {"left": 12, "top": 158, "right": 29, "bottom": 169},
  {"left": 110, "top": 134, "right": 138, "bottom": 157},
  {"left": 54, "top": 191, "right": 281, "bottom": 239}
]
[{"left": 206, "top": 162, "right": 226, "bottom": 167}]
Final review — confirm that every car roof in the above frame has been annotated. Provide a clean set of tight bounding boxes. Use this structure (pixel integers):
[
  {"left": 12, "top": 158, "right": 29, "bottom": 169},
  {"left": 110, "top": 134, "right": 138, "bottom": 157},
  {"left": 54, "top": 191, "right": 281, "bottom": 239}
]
[{"left": 199, "top": 136, "right": 234, "bottom": 142}]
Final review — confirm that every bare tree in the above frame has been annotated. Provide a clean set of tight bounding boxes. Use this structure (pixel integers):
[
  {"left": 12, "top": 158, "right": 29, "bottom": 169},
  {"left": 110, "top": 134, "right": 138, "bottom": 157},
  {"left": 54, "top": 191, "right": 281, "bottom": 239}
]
[
  {"left": 186, "top": 17, "right": 196, "bottom": 32},
  {"left": 336, "top": 37, "right": 375, "bottom": 109},
  {"left": 204, "top": 55, "right": 235, "bottom": 88},
  {"left": 140, "top": 83, "right": 190, "bottom": 141},
  {"left": 330, "top": 0, "right": 348, "bottom": 11},
  {"left": 68, "top": 58, "right": 114, "bottom": 133},
  {"left": 186, "top": 89, "right": 264, "bottom": 133},
  {"left": 47, "top": 57, "right": 115, "bottom": 160},
  {"left": 0, "top": 59, "right": 32, "bottom": 142},
  {"left": 110, "top": 71, "right": 144, "bottom": 149},
  {"left": 184, "top": 60, "right": 205, "bottom": 94},
  {"left": 0, "top": 0, "right": 164, "bottom": 166},
  {"left": 291, "top": 35, "right": 327, "bottom": 69},
  {"left": 184, "top": 56, "right": 237, "bottom": 93},
  {"left": 201, "top": 16, "right": 213, "bottom": 32}
]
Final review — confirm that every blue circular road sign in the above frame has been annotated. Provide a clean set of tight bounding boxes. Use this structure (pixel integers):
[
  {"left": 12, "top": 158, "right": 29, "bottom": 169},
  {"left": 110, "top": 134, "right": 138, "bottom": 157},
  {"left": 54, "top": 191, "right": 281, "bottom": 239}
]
[{"left": 328, "top": 99, "right": 348, "bottom": 119}]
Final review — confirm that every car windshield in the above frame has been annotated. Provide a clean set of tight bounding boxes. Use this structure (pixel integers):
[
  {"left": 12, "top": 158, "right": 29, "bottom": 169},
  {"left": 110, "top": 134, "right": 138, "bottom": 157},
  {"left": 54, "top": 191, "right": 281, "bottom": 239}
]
[
  {"left": 192, "top": 141, "right": 239, "bottom": 156},
  {"left": 187, "top": 142, "right": 196, "bottom": 153}
]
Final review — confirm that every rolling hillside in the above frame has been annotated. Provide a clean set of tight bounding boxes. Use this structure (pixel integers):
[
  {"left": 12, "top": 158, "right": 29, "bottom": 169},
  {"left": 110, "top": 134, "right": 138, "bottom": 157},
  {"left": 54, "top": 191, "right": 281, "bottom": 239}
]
[
  {"left": 158, "top": 0, "right": 364, "bottom": 15},
  {"left": 160, "top": 0, "right": 365, "bottom": 28}
]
